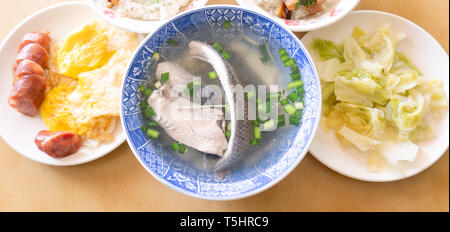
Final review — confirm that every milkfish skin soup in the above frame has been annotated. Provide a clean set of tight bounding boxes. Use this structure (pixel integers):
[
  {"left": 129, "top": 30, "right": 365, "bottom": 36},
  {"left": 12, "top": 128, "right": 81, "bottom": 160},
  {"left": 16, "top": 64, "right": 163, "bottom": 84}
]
[{"left": 138, "top": 21, "right": 306, "bottom": 176}]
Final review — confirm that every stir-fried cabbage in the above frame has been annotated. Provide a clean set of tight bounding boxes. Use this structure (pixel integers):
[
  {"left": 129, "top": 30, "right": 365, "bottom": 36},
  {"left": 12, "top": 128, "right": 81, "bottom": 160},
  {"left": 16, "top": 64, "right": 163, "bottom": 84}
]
[{"left": 311, "top": 24, "right": 449, "bottom": 167}]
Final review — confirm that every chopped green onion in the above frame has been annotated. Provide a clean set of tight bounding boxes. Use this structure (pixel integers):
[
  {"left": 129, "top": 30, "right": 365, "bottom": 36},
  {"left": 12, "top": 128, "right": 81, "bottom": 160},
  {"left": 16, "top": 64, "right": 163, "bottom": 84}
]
[
  {"left": 146, "top": 128, "right": 160, "bottom": 139},
  {"left": 254, "top": 126, "right": 261, "bottom": 140},
  {"left": 289, "top": 114, "right": 301, "bottom": 126},
  {"left": 297, "top": 87, "right": 305, "bottom": 95},
  {"left": 283, "top": 104, "right": 297, "bottom": 115},
  {"left": 178, "top": 144, "right": 187, "bottom": 154},
  {"left": 277, "top": 114, "right": 286, "bottom": 128},
  {"left": 280, "top": 55, "right": 290, "bottom": 63},
  {"left": 284, "top": 58, "right": 295, "bottom": 67},
  {"left": 141, "top": 126, "right": 147, "bottom": 132},
  {"left": 290, "top": 72, "right": 301, "bottom": 81},
  {"left": 295, "top": 102, "right": 304, "bottom": 110},
  {"left": 252, "top": 120, "right": 260, "bottom": 127},
  {"left": 152, "top": 52, "right": 160, "bottom": 62},
  {"left": 280, "top": 99, "right": 289, "bottom": 106},
  {"left": 146, "top": 120, "right": 159, "bottom": 127},
  {"left": 225, "top": 104, "right": 230, "bottom": 113},
  {"left": 257, "top": 117, "right": 268, "bottom": 124},
  {"left": 222, "top": 51, "right": 231, "bottom": 60},
  {"left": 168, "top": 38, "right": 178, "bottom": 46},
  {"left": 278, "top": 48, "right": 287, "bottom": 57},
  {"left": 226, "top": 123, "right": 231, "bottom": 131},
  {"left": 154, "top": 81, "right": 162, "bottom": 89},
  {"left": 140, "top": 101, "right": 149, "bottom": 109},
  {"left": 171, "top": 142, "right": 179, "bottom": 151},
  {"left": 287, "top": 80, "right": 303, "bottom": 90},
  {"left": 138, "top": 85, "right": 145, "bottom": 94},
  {"left": 250, "top": 138, "right": 260, "bottom": 146},
  {"left": 225, "top": 131, "right": 231, "bottom": 138},
  {"left": 262, "top": 119, "right": 276, "bottom": 131},
  {"left": 224, "top": 21, "right": 231, "bottom": 29},
  {"left": 143, "top": 87, "right": 153, "bottom": 97},
  {"left": 208, "top": 71, "right": 218, "bottom": 79},
  {"left": 160, "top": 72, "right": 169, "bottom": 83},
  {"left": 212, "top": 42, "right": 223, "bottom": 52},
  {"left": 287, "top": 91, "right": 300, "bottom": 103},
  {"left": 143, "top": 107, "right": 156, "bottom": 119},
  {"left": 291, "top": 63, "right": 299, "bottom": 73},
  {"left": 259, "top": 44, "right": 269, "bottom": 63}
]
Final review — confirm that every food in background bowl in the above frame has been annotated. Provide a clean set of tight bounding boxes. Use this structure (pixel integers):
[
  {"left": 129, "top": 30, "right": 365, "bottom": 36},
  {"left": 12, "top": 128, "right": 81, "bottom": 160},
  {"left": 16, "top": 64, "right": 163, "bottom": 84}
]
[
  {"left": 254, "top": 0, "right": 335, "bottom": 20},
  {"left": 103, "top": 0, "right": 193, "bottom": 21}
]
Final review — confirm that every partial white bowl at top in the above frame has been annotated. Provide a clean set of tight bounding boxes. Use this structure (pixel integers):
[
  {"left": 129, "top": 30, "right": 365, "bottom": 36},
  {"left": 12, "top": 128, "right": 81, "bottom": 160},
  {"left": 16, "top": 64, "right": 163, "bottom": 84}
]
[
  {"left": 303, "top": 10, "right": 449, "bottom": 182},
  {"left": 236, "top": 0, "right": 360, "bottom": 32},
  {"left": 87, "top": 0, "right": 209, "bottom": 34}
]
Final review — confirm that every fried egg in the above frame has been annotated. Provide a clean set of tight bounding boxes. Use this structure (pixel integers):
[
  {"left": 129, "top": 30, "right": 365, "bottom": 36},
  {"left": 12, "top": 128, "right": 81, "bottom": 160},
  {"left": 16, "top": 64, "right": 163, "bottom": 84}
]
[{"left": 41, "top": 19, "right": 139, "bottom": 142}]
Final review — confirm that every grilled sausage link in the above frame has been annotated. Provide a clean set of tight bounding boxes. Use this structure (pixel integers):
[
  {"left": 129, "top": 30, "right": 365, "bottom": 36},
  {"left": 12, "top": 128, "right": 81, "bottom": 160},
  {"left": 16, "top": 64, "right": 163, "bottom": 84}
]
[
  {"left": 35, "top": 131, "right": 83, "bottom": 158},
  {"left": 9, "top": 32, "right": 50, "bottom": 117}
]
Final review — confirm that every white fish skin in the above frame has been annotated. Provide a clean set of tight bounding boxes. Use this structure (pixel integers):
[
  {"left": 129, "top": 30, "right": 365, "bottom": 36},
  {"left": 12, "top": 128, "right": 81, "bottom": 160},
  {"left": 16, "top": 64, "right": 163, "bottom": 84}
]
[
  {"left": 148, "top": 84, "right": 228, "bottom": 156},
  {"left": 189, "top": 41, "right": 252, "bottom": 174}
]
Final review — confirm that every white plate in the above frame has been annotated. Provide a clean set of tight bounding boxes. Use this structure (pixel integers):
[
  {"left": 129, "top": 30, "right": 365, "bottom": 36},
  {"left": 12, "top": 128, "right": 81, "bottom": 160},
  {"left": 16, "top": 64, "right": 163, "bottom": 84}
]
[
  {"left": 86, "top": 0, "right": 209, "bottom": 33},
  {"left": 236, "top": 0, "right": 359, "bottom": 32},
  {"left": 0, "top": 2, "right": 126, "bottom": 166},
  {"left": 302, "top": 10, "right": 449, "bottom": 182}
]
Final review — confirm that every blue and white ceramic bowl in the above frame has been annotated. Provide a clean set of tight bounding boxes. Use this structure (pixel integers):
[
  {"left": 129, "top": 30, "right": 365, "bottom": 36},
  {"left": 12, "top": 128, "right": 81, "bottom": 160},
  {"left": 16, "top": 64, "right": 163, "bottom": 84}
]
[{"left": 121, "top": 5, "right": 321, "bottom": 200}]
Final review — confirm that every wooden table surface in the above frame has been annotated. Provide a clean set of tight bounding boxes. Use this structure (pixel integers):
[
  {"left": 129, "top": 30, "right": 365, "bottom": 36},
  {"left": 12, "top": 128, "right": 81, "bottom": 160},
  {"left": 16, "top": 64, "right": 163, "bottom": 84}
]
[{"left": 0, "top": 0, "right": 448, "bottom": 212}]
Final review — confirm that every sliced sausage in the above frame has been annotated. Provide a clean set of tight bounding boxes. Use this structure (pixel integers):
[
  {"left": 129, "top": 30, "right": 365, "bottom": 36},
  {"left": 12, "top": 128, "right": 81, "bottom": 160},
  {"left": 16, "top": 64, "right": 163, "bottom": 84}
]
[
  {"left": 18, "top": 32, "right": 51, "bottom": 52},
  {"left": 13, "top": 43, "right": 48, "bottom": 73},
  {"left": 35, "top": 131, "right": 83, "bottom": 158},
  {"left": 8, "top": 74, "right": 47, "bottom": 117},
  {"left": 13, "top": 60, "right": 45, "bottom": 85}
]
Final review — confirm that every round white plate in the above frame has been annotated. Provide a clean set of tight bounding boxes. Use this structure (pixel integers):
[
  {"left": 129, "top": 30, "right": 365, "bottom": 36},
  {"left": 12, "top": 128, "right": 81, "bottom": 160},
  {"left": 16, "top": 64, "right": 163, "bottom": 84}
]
[
  {"left": 236, "top": 0, "right": 359, "bottom": 32},
  {"left": 86, "top": 0, "right": 209, "bottom": 34},
  {"left": 303, "top": 10, "right": 449, "bottom": 182},
  {"left": 0, "top": 2, "right": 126, "bottom": 166}
]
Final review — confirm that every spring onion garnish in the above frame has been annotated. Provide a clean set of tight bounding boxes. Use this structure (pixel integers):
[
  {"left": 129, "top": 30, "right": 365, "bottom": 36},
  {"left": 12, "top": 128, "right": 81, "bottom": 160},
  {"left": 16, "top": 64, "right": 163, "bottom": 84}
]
[
  {"left": 171, "top": 142, "right": 180, "bottom": 152},
  {"left": 141, "top": 126, "right": 147, "bottom": 132},
  {"left": 278, "top": 48, "right": 287, "bottom": 57},
  {"left": 287, "top": 91, "right": 300, "bottom": 103},
  {"left": 262, "top": 119, "right": 276, "bottom": 131},
  {"left": 146, "top": 128, "right": 160, "bottom": 139},
  {"left": 146, "top": 120, "right": 159, "bottom": 127},
  {"left": 224, "top": 21, "right": 231, "bottom": 29},
  {"left": 291, "top": 63, "right": 300, "bottom": 73},
  {"left": 208, "top": 71, "right": 218, "bottom": 79},
  {"left": 154, "top": 81, "right": 162, "bottom": 89},
  {"left": 289, "top": 114, "right": 301, "bottom": 126},
  {"left": 280, "top": 98, "right": 289, "bottom": 106},
  {"left": 281, "top": 55, "right": 290, "bottom": 63},
  {"left": 252, "top": 120, "right": 260, "bottom": 127},
  {"left": 225, "top": 104, "right": 230, "bottom": 113},
  {"left": 225, "top": 131, "right": 231, "bottom": 138},
  {"left": 143, "top": 107, "right": 156, "bottom": 119},
  {"left": 143, "top": 87, "right": 153, "bottom": 97},
  {"left": 283, "top": 104, "right": 297, "bottom": 115},
  {"left": 168, "top": 38, "right": 178, "bottom": 46},
  {"left": 297, "top": 87, "right": 305, "bottom": 95},
  {"left": 212, "top": 42, "right": 224, "bottom": 52},
  {"left": 277, "top": 114, "right": 286, "bottom": 128},
  {"left": 222, "top": 51, "right": 231, "bottom": 60},
  {"left": 178, "top": 144, "right": 187, "bottom": 154},
  {"left": 152, "top": 52, "right": 160, "bottom": 62},
  {"left": 161, "top": 72, "right": 169, "bottom": 83},
  {"left": 246, "top": 90, "right": 256, "bottom": 99},
  {"left": 140, "top": 101, "right": 149, "bottom": 109},
  {"left": 287, "top": 80, "right": 303, "bottom": 90},
  {"left": 295, "top": 102, "right": 304, "bottom": 110},
  {"left": 227, "top": 123, "right": 232, "bottom": 131},
  {"left": 254, "top": 126, "right": 261, "bottom": 140},
  {"left": 250, "top": 138, "right": 260, "bottom": 146},
  {"left": 138, "top": 85, "right": 145, "bottom": 94},
  {"left": 259, "top": 44, "right": 270, "bottom": 63},
  {"left": 290, "top": 72, "right": 301, "bottom": 81},
  {"left": 284, "top": 58, "right": 296, "bottom": 67}
]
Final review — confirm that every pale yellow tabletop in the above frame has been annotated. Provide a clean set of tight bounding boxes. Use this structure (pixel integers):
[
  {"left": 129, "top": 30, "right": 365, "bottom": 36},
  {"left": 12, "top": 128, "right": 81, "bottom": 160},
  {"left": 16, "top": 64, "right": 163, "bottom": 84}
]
[{"left": 0, "top": 0, "right": 448, "bottom": 212}]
